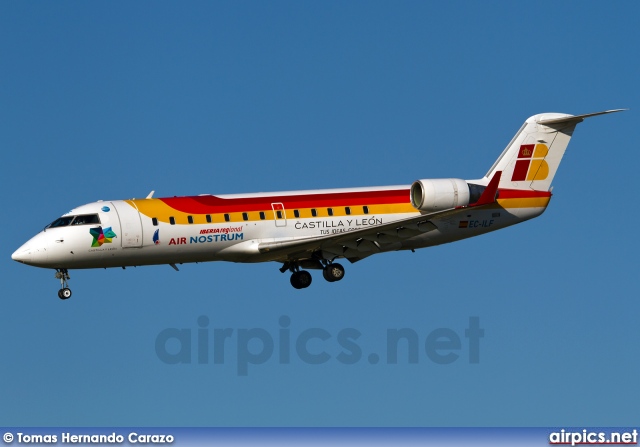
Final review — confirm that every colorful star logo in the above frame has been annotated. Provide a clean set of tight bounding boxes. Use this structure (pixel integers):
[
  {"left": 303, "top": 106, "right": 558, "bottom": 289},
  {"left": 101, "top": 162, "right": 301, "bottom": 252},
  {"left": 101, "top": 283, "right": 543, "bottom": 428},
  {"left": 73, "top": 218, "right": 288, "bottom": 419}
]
[{"left": 90, "top": 226, "right": 117, "bottom": 247}]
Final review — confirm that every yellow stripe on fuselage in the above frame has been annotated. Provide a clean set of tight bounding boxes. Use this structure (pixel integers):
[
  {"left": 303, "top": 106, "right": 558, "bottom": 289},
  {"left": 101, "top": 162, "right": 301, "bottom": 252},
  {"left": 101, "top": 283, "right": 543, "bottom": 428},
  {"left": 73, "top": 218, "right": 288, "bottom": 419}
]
[
  {"left": 128, "top": 199, "right": 417, "bottom": 225},
  {"left": 127, "top": 195, "right": 549, "bottom": 226},
  {"left": 496, "top": 197, "right": 551, "bottom": 209}
]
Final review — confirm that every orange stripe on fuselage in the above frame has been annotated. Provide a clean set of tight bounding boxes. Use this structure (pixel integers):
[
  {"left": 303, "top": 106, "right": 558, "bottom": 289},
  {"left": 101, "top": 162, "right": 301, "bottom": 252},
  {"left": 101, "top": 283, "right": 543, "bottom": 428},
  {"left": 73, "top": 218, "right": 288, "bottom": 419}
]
[
  {"left": 496, "top": 197, "right": 551, "bottom": 208},
  {"left": 159, "top": 189, "right": 410, "bottom": 214},
  {"left": 128, "top": 187, "right": 552, "bottom": 224},
  {"left": 128, "top": 189, "right": 414, "bottom": 224},
  {"left": 495, "top": 188, "right": 551, "bottom": 209}
]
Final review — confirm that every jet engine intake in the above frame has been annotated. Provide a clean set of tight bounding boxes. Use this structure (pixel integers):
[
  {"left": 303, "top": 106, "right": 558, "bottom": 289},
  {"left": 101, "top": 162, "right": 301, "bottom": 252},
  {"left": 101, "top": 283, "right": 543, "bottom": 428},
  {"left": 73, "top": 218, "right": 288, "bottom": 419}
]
[{"left": 410, "top": 178, "right": 470, "bottom": 212}]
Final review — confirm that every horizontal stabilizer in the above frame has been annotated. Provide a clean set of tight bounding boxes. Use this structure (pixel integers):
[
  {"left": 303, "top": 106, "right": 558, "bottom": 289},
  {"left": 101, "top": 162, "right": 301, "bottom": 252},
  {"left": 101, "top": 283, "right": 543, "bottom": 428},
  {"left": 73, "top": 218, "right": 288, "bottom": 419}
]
[{"left": 537, "top": 109, "right": 626, "bottom": 126}]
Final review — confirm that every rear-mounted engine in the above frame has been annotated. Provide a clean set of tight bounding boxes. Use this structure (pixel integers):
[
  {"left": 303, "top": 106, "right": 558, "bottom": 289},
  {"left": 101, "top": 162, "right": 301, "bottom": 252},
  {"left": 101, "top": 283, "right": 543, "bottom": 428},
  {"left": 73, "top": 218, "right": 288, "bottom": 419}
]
[{"left": 410, "top": 178, "right": 470, "bottom": 212}]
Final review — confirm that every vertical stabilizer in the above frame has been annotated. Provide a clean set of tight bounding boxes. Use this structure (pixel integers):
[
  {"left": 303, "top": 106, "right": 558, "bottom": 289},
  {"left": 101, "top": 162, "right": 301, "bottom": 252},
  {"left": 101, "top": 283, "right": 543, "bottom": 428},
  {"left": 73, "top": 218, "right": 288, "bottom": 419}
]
[{"left": 484, "top": 110, "right": 624, "bottom": 191}]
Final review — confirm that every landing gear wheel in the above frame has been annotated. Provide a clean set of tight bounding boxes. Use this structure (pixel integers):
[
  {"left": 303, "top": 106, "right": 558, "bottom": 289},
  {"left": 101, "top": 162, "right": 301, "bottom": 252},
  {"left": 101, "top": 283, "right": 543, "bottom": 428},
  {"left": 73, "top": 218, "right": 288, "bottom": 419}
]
[
  {"left": 54, "top": 269, "right": 72, "bottom": 299},
  {"left": 323, "top": 263, "right": 345, "bottom": 282},
  {"left": 290, "top": 270, "right": 312, "bottom": 289}
]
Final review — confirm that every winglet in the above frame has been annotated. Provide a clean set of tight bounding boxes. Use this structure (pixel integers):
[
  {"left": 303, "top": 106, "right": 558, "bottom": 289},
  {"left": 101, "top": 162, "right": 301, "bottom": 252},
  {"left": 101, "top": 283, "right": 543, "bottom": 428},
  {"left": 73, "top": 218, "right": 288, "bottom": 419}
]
[{"left": 470, "top": 171, "right": 501, "bottom": 207}]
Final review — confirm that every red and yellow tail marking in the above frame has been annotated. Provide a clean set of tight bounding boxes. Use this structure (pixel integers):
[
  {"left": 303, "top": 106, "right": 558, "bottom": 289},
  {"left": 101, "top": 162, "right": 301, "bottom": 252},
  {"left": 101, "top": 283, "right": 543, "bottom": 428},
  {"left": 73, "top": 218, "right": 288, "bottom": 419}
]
[{"left": 511, "top": 144, "right": 550, "bottom": 182}]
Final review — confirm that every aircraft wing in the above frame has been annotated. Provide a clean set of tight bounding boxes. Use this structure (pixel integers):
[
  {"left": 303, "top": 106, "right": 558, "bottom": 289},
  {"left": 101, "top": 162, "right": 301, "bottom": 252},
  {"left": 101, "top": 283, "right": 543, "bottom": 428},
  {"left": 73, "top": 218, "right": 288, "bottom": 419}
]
[{"left": 257, "top": 206, "right": 465, "bottom": 263}]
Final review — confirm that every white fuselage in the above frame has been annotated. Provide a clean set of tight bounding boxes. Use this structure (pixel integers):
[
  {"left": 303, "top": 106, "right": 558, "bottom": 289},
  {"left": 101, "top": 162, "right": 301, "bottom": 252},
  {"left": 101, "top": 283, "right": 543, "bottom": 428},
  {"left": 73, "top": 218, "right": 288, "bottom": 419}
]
[{"left": 11, "top": 184, "right": 547, "bottom": 270}]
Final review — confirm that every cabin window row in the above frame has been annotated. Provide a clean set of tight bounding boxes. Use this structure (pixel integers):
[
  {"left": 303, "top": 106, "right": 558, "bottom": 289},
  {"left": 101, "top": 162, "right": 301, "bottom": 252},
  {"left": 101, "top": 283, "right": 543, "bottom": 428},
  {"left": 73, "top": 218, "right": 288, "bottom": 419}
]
[
  {"left": 152, "top": 206, "right": 370, "bottom": 226},
  {"left": 290, "top": 206, "right": 370, "bottom": 218}
]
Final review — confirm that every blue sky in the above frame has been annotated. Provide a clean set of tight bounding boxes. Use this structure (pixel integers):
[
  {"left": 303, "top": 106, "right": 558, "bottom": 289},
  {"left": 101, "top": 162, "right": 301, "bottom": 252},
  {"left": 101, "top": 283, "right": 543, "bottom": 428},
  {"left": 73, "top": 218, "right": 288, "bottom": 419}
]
[{"left": 1, "top": 2, "right": 638, "bottom": 427}]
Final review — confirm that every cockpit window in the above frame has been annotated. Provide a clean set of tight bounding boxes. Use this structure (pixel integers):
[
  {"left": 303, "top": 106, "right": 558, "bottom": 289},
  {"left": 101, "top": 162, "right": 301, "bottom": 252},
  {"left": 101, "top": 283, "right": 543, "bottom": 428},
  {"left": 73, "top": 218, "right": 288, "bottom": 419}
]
[
  {"left": 71, "top": 214, "right": 101, "bottom": 225},
  {"left": 47, "top": 216, "right": 74, "bottom": 228},
  {"left": 46, "top": 214, "right": 101, "bottom": 229}
]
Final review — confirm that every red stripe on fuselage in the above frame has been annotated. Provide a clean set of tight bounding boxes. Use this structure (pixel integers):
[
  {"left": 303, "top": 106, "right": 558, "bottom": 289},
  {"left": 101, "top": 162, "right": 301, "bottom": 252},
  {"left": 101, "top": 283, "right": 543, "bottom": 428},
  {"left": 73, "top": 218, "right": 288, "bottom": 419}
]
[
  {"left": 497, "top": 189, "right": 552, "bottom": 199},
  {"left": 159, "top": 189, "right": 411, "bottom": 214}
]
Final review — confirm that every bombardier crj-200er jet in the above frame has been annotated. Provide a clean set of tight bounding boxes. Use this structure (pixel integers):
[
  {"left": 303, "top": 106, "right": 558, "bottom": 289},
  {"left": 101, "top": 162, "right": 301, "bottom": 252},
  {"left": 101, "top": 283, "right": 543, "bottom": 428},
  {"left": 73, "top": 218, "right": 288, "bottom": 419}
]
[{"left": 12, "top": 110, "right": 623, "bottom": 299}]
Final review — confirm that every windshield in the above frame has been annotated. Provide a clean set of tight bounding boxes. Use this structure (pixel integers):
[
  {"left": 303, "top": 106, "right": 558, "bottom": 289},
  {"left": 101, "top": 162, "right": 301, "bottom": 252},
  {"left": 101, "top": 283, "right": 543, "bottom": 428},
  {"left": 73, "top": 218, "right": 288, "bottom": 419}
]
[
  {"left": 47, "top": 216, "right": 74, "bottom": 228},
  {"left": 71, "top": 214, "right": 101, "bottom": 225},
  {"left": 46, "top": 214, "right": 101, "bottom": 229}
]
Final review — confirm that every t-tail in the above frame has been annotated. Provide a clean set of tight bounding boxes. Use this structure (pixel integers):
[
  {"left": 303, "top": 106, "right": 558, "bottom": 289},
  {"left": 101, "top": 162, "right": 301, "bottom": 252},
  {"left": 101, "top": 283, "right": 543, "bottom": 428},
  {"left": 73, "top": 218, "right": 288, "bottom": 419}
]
[{"left": 484, "top": 109, "right": 625, "bottom": 191}]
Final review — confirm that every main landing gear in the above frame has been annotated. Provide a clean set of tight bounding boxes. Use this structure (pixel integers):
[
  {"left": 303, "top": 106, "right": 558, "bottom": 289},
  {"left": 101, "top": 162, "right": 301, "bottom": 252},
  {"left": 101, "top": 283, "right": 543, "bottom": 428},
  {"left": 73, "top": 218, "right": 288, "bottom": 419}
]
[
  {"left": 322, "top": 263, "right": 345, "bottom": 282},
  {"left": 282, "top": 261, "right": 346, "bottom": 289},
  {"left": 55, "top": 269, "right": 72, "bottom": 300},
  {"left": 290, "top": 270, "right": 312, "bottom": 289}
]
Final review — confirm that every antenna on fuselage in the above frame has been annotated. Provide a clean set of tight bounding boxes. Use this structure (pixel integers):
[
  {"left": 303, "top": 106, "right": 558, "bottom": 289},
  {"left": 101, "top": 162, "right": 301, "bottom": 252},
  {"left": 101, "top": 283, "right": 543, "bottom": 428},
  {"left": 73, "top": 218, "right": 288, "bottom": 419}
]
[{"left": 146, "top": 190, "right": 155, "bottom": 199}]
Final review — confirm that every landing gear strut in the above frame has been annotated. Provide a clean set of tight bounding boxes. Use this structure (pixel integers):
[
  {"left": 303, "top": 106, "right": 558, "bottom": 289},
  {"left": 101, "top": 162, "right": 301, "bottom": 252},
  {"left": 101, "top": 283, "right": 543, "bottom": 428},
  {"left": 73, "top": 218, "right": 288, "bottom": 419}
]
[{"left": 55, "top": 269, "right": 72, "bottom": 300}]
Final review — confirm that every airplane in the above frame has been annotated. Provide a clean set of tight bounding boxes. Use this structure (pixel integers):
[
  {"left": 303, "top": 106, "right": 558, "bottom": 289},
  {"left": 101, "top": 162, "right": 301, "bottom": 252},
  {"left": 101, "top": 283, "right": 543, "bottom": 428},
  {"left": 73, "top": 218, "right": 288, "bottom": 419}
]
[{"left": 11, "top": 109, "right": 623, "bottom": 299}]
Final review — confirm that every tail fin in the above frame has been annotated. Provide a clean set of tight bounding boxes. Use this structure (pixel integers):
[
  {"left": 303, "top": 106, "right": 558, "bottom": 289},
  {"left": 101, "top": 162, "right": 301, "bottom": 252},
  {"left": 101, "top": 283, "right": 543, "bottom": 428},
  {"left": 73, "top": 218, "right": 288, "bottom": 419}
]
[{"left": 484, "top": 109, "right": 624, "bottom": 191}]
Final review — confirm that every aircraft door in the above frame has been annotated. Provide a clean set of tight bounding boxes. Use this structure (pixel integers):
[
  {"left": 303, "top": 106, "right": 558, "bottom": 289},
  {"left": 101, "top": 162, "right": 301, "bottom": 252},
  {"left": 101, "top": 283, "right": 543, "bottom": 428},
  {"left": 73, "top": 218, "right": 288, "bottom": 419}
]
[
  {"left": 111, "top": 201, "right": 143, "bottom": 248},
  {"left": 271, "top": 202, "right": 287, "bottom": 227}
]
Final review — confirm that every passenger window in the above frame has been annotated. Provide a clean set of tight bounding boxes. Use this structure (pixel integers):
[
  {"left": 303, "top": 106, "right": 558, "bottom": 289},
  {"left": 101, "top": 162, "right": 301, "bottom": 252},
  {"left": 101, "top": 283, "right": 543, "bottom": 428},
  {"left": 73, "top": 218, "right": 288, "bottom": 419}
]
[
  {"left": 188, "top": 216, "right": 194, "bottom": 224},
  {"left": 259, "top": 211, "right": 266, "bottom": 220},
  {"left": 224, "top": 214, "right": 230, "bottom": 222},
  {"left": 206, "top": 215, "right": 212, "bottom": 223},
  {"left": 311, "top": 209, "right": 317, "bottom": 217},
  {"left": 327, "top": 208, "right": 333, "bottom": 216},
  {"left": 242, "top": 212, "right": 249, "bottom": 221},
  {"left": 276, "top": 210, "right": 283, "bottom": 219},
  {"left": 152, "top": 218, "right": 158, "bottom": 226},
  {"left": 169, "top": 217, "right": 176, "bottom": 225},
  {"left": 363, "top": 206, "right": 369, "bottom": 214},
  {"left": 294, "top": 210, "right": 300, "bottom": 218},
  {"left": 345, "top": 207, "right": 351, "bottom": 215}
]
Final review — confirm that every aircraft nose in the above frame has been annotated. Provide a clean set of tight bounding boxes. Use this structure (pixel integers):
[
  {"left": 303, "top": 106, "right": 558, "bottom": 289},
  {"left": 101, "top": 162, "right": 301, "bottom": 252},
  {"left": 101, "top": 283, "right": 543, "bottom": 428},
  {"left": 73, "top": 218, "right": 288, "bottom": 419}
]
[
  {"left": 11, "top": 245, "right": 32, "bottom": 263},
  {"left": 12, "top": 232, "right": 52, "bottom": 267}
]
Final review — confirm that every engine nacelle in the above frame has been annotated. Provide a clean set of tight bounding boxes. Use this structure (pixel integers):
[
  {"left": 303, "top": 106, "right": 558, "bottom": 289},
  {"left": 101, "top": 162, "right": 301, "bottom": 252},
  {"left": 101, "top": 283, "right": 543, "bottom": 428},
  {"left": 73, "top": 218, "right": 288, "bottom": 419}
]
[{"left": 410, "top": 178, "right": 470, "bottom": 212}]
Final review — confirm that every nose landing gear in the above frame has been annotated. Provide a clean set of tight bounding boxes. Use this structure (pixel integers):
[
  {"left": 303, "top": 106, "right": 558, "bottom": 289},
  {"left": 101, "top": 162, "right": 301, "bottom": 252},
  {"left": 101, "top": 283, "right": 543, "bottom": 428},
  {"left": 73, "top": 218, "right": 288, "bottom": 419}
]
[{"left": 55, "top": 269, "right": 72, "bottom": 300}]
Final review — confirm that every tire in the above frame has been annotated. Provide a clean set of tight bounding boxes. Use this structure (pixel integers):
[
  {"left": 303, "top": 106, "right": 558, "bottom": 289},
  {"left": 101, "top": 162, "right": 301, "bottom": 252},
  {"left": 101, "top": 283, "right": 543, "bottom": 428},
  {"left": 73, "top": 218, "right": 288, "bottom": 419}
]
[
  {"left": 290, "top": 272, "right": 302, "bottom": 289},
  {"left": 290, "top": 271, "right": 312, "bottom": 289},
  {"left": 59, "top": 288, "right": 72, "bottom": 300},
  {"left": 324, "top": 263, "right": 345, "bottom": 282},
  {"left": 298, "top": 270, "right": 312, "bottom": 288},
  {"left": 323, "top": 267, "right": 335, "bottom": 282}
]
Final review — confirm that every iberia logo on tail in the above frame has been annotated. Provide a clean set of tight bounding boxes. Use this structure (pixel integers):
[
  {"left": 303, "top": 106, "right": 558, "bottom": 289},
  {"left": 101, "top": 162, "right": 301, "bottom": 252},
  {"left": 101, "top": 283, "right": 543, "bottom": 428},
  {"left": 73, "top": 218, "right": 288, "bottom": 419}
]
[{"left": 511, "top": 144, "right": 549, "bottom": 181}]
